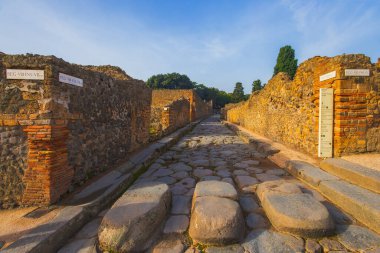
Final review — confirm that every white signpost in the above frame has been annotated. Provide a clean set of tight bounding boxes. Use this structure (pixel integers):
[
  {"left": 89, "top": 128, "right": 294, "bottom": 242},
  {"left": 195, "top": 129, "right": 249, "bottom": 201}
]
[
  {"left": 319, "top": 71, "right": 336, "bottom": 82},
  {"left": 59, "top": 73, "right": 83, "bottom": 87},
  {"left": 344, "top": 69, "right": 370, "bottom": 77},
  {"left": 6, "top": 69, "right": 44, "bottom": 80},
  {"left": 318, "top": 88, "right": 334, "bottom": 158}
]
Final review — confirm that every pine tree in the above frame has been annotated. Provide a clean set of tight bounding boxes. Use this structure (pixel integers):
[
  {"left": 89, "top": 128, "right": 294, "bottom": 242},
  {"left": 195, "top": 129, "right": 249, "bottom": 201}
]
[
  {"left": 252, "top": 79, "right": 262, "bottom": 93},
  {"left": 273, "top": 45, "right": 298, "bottom": 79},
  {"left": 232, "top": 82, "right": 245, "bottom": 103}
]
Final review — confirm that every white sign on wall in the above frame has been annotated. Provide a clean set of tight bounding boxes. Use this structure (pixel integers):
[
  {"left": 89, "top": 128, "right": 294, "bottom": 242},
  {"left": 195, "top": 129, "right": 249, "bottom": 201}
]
[
  {"left": 59, "top": 73, "right": 83, "bottom": 87},
  {"left": 6, "top": 69, "right": 44, "bottom": 80},
  {"left": 319, "top": 71, "right": 336, "bottom": 82},
  {"left": 345, "top": 69, "right": 370, "bottom": 77},
  {"left": 318, "top": 88, "right": 334, "bottom": 158}
]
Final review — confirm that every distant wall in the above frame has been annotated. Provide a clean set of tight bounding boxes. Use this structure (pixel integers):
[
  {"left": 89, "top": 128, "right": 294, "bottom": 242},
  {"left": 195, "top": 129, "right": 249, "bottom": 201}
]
[
  {"left": 225, "top": 54, "right": 380, "bottom": 157},
  {"left": 0, "top": 53, "right": 151, "bottom": 207},
  {"left": 150, "top": 97, "right": 190, "bottom": 140}
]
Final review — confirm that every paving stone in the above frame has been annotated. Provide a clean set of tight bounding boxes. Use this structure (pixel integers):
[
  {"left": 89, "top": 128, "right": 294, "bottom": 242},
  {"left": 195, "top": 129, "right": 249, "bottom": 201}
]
[
  {"left": 151, "top": 238, "right": 185, "bottom": 253},
  {"left": 305, "top": 239, "right": 322, "bottom": 253},
  {"left": 222, "top": 178, "right": 235, "bottom": 185},
  {"left": 256, "top": 173, "right": 281, "bottom": 182},
  {"left": 235, "top": 176, "right": 259, "bottom": 190},
  {"left": 213, "top": 161, "right": 228, "bottom": 167},
  {"left": 185, "top": 187, "right": 195, "bottom": 196},
  {"left": 189, "top": 196, "right": 245, "bottom": 245},
  {"left": 193, "top": 180, "right": 238, "bottom": 200},
  {"left": 163, "top": 215, "right": 189, "bottom": 234},
  {"left": 266, "top": 169, "right": 286, "bottom": 176},
  {"left": 220, "top": 150, "right": 236, "bottom": 156},
  {"left": 205, "top": 244, "right": 245, "bottom": 253},
  {"left": 193, "top": 168, "right": 213, "bottom": 178},
  {"left": 170, "top": 162, "right": 192, "bottom": 172},
  {"left": 246, "top": 167, "right": 264, "bottom": 174},
  {"left": 157, "top": 176, "right": 177, "bottom": 185},
  {"left": 74, "top": 218, "right": 101, "bottom": 239},
  {"left": 318, "top": 238, "right": 345, "bottom": 252},
  {"left": 336, "top": 225, "right": 380, "bottom": 252},
  {"left": 217, "top": 170, "right": 231, "bottom": 177},
  {"left": 172, "top": 195, "right": 191, "bottom": 214},
  {"left": 175, "top": 178, "right": 196, "bottom": 189},
  {"left": 242, "top": 229, "right": 304, "bottom": 253},
  {"left": 98, "top": 182, "right": 171, "bottom": 252},
  {"left": 234, "top": 162, "right": 250, "bottom": 169},
  {"left": 171, "top": 185, "right": 188, "bottom": 195},
  {"left": 58, "top": 238, "right": 97, "bottom": 253},
  {"left": 246, "top": 213, "right": 268, "bottom": 229},
  {"left": 322, "top": 202, "right": 353, "bottom": 225},
  {"left": 201, "top": 175, "right": 222, "bottom": 181},
  {"left": 152, "top": 168, "right": 174, "bottom": 177},
  {"left": 171, "top": 171, "right": 189, "bottom": 179},
  {"left": 257, "top": 181, "right": 334, "bottom": 238},
  {"left": 242, "top": 160, "right": 260, "bottom": 166},
  {"left": 191, "top": 159, "right": 210, "bottom": 167},
  {"left": 239, "top": 195, "right": 260, "bottom": 212},
  {"left": 233, "top": 169, "right": 249, "bottom": 176}
]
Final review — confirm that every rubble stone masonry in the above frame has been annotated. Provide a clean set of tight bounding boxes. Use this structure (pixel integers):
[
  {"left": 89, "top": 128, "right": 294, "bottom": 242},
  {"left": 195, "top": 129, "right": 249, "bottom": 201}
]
[
  {"left": 225, "top": 54, "right": 380, "bottom": 157},
  {"left": 0, "top": 53, "right": 151, "bottom": 207}
]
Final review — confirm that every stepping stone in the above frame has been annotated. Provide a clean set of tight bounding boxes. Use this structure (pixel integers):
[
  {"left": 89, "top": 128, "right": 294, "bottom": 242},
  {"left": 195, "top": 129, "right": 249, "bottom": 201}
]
[
  {"left": 206, "top": 244, "right": 245, "bottom": 253},
  {"left": 98, "top": 182, "right": 171, "bottom": 252},
  {"left": 233, "top": 170, "right": 249, "bottom": 176},
  {"left": 193, "top": 180, "right": 238, "bottom": 200},
  {"left": 256, "top": 173, "right": 281, "bottom": 182},
  {"left": 239, "top": 196, "right": 260, "bottom": 213},
  {"left": 256, "top": 180, "right": 335, "bottom": 238},
  {"left": 242, "top": 229, "right": 304, "bottom": 253},
  {"left": 163, "top": 215, "right": 189, "bottom": 234},
  {"left": 194, "top": 168, "right": 213, "bottom": 178},
  {"left": 336, "top": 225, "right": 380, "bottom": 252},
  {"left": 246, "top": 213, "right": 268, "bottom": 229},
  {"left": 235, "top": 176, "right": 259, "bottom": 190},
  {"left": 152, "top": 168, "right": 174, "bottom": 177},
  {"left": 172, "top": 195, "right": 191, "bottom": 214},
  {"left": 189, "top": 196, "right": 245, "bottom": 245}
]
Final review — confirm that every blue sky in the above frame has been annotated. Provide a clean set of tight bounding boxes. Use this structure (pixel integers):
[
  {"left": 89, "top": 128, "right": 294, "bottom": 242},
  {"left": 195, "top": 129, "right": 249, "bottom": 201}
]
[{"left": 1, "top": 0, "right": 379, "bottom": 93}]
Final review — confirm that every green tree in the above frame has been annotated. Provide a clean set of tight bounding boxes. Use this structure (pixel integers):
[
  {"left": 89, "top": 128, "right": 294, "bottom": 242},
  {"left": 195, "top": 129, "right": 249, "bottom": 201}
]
[
  {"left": 146, "top": 73, "right": 194, "bottom": 89},
  {"left": 252, "top": 79, "right": 262, "bottom": 93},
  {"left": 273, "top": 45, "right": 298, "bottom": 79},
  {"left": 232, "top": 82, "right": 245, "bottom": 103}
]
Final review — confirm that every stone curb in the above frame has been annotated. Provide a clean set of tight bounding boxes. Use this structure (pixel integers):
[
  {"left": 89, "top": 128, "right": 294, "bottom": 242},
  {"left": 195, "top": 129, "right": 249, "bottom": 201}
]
[
  {"left": 224, "top": 121, "right": 380, "bottom": 235},
  {"left": 1, "top": 121, "right": 200, "bottom": 253}
]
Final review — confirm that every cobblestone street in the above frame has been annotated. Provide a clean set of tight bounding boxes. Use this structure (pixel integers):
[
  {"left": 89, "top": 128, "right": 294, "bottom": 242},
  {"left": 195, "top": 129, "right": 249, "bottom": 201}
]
[{"left": 59, "top": 116, "right": 380, "bottom": 253}]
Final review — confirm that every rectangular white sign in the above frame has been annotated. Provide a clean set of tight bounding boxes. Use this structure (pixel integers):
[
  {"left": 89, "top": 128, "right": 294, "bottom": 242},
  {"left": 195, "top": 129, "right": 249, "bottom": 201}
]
[
  {"left": 345, "top": 69, "right": 370, "bottom": 77},
  {"left": 59, "top": 73, "right": 83, "bottom": 87},
  {"left": 319, "top": 71, "right": 336, "bottom": 82},
  {"left": 6, "top": 69, "right": 44, "bottom": 80},
  {"left": 318, "top": 88, "right": 334, "bottom": 158}
]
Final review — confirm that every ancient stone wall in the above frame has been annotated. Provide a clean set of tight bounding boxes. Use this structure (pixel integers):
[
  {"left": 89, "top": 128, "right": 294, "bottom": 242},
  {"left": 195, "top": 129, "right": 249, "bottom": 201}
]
[
  {"left": 151, "top": 89, "right": 212, "bottom": 121},
  {"left": 150, "top": 97, "right": 190, "bottom": 140},
  {"left": 225, "top": 54, "right": 380, "bottom": 157},
  {"left": 0, "top": 53, "right": 151, "bottom": 207}
]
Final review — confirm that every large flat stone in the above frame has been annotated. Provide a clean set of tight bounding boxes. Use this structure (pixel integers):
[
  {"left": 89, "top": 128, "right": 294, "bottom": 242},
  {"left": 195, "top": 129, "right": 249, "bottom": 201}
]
[
  {"left": 320, "top": 158, "right": 380, "bottom": 193},
  {"left": 242, "top": 229, "right": 304, "bottom": 253},
  {"left": 257, "top": 181, "right": 334, "bottom": 238},
  {"left": 336, "top": 225, "right": 380, "bottom": 252},
  {"left": 318, "top": 180, "right": 380, "bottom": 234},
  {"left": 98, "top": 182, "right": 171, "bottom": 252},
  {"left": 193, "top": 181, "right": 238, "bottom": 200},
  {"left": 189, "top": 196, "right": 245, "bottom": 245}
]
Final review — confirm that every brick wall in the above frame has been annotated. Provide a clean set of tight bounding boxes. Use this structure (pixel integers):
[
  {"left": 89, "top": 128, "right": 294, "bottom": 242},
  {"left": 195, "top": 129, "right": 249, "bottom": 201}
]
[
  {"left": 225, "top": 54, "right": 380, "bottom": 157},
  {"left": 0, "top": 53, "right": 151, "bottom": 207}
]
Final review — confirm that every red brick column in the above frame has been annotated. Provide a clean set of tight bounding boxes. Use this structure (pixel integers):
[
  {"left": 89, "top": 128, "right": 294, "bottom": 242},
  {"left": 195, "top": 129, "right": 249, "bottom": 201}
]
[{"left": 22, "top": 125, "right": 73, "bottom": 206}]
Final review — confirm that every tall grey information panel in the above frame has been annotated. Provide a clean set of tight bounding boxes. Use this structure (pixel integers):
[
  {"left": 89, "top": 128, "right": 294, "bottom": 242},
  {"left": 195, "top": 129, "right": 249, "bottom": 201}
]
[{"left": 318, "top": 88, "right": 334, "bottom": 158}]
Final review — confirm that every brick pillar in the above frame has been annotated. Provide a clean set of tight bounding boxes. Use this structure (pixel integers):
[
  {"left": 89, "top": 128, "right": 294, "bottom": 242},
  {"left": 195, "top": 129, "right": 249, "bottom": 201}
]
[{"left": 22, "top": 125, "right": 73, "bottom": 206}]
